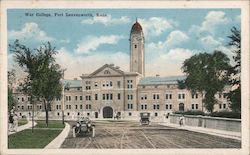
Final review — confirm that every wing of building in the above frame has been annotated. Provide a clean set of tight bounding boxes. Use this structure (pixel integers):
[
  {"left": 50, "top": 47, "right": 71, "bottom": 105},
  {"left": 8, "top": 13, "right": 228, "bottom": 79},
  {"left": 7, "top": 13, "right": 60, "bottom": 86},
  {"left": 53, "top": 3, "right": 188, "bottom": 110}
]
[{"left": 13, "top": 20, "right": 231, "bottom": 121}]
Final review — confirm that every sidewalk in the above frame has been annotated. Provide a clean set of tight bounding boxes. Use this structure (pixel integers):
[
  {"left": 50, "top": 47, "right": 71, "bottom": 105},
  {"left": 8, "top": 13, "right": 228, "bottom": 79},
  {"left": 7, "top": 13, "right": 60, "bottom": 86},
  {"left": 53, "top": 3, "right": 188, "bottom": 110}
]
[
  {"left": 159, "top": 122, "right": 241, "bottom": 141},
  {"left": 8, "top": 121, "right": 37, "bottom": 135},
  {"left": 45, "top": 122, "right": 70, "bottom": 149}
]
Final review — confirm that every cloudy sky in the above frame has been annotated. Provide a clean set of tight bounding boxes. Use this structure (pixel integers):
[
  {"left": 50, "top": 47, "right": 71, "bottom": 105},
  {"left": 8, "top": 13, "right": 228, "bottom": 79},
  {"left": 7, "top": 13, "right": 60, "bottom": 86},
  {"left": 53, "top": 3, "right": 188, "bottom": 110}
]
[{"left": 7, "top": 9, "right": 240, "bottom": 79}]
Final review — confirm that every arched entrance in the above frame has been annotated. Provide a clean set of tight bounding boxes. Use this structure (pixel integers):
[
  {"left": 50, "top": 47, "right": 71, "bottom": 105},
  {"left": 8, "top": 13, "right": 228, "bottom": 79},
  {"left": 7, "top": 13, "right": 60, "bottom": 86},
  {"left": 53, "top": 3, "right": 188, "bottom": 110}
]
[
  {"left": 179, "top": 103, "right": 184, "bottom": 112},
  {"left": 103, "top": 106, "right": 113, "bottom": 118}
]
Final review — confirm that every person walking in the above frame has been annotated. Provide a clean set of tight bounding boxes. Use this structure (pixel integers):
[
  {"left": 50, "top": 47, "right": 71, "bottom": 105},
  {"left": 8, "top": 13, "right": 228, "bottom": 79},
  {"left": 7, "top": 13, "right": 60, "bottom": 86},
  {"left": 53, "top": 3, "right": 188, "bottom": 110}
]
[
  {"left": 179, "top": 115, "right": 184, "bottom": 127},
  {"left": 13, "top": 113, "right": 18, "bottom": 132}
]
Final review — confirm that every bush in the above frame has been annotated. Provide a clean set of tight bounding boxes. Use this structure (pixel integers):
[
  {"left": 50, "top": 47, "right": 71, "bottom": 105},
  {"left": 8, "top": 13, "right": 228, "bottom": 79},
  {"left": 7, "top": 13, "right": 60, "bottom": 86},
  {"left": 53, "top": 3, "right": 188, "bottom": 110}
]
[
  {"left": 174, "top": 110, "right": 205, "bottom": 116},
  {"left": 210, "top": 111, "right": 241, "bottom": 119}
]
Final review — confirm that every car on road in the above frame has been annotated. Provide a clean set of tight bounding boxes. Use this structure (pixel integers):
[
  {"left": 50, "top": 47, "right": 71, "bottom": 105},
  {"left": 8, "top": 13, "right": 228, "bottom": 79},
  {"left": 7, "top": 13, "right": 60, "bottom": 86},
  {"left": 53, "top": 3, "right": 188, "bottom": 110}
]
[
  {"left": 72, "top": 117, "right": 95, "bottom": 138},
  {"left": 140, "top": 112, "right": 151, "bottom": 125}
]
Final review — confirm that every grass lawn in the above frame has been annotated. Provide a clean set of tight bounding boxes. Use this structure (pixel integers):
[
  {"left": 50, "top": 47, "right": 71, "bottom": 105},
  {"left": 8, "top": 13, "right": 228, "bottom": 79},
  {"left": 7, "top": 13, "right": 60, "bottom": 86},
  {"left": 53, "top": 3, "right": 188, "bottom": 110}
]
[
  {"left": 35, "top": 120, "right": 65, "bottom": 128},
  {"left": 18, "top": 119, "right": 28, "bottom": 126},
  {"left": 8, "top": 129, "right": 62, "bottom": 148}
]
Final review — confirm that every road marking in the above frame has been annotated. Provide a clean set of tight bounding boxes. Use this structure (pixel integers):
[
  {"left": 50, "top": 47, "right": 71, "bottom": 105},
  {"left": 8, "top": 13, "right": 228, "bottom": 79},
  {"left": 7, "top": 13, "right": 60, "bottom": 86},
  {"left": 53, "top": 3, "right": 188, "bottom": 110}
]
[{"left": 140, "top": 130, "right": 156, "bottom": 149}]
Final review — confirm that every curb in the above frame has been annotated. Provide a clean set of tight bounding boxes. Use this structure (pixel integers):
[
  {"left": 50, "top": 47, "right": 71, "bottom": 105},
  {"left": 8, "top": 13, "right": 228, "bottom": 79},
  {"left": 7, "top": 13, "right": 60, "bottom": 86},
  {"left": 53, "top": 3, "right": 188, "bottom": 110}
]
[{"left": 45, "top": 122, "right": 70, "bottom": 149}]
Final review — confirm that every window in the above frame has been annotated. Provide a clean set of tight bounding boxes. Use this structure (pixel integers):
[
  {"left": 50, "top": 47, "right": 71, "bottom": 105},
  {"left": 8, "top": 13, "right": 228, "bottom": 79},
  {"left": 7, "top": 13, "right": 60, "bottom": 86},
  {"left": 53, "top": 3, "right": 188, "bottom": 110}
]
[
  {"left": 86, "top": 95, "right": 91, "bottom": 101},
  {"left": 117, "top": 81, "right": 121, "bottom": 88},
  {"left": 66, "top": 105, "right": 68, "bottom": 109},
  {"left": 118, "top": 93, "right": 121, "bottom": 100},
  {"left": 134, "top": 44, "right": 137, "bottom": 48},
  {"left": 80, "top": 96, "right": 83, "bottom": 100},
  {"left": 153, "top": 94, "right": 160, "bottom": 100},
  {"left": 86, "top": 104, "right": 91, "bottom": 110},
  {"left": 69, "top": 96, "right": 71, "bottom": 101},
  {"left": 166, "top": 104, "right": 169, "bottom": 109},
  {"left": 192, "top": 93, "right": 199, "bottom": 99},
  {"left": 22, "top": 97, "right": 24, "bottom": 102},
  {"left": 141, "top": 104, "right": 147, "bottom": 110},
  {"left": 153, "top": 104, "right": 160, "bottom": 110},
  {"left": 178, "top": 93, "right": 185, "bottom": 99},
  {"left": 57, "top": 112, "right": 60, "bottom": 116},
  {"left": 87, "top": 113, "right": 90, "bottom": 116},
  {"left": 103, "top": 94, "right": 105, "bottom": 100},
  {"left": 21, "top": 106, "right": 24, "bottom": 109},
  {"left": 223, "top": 104, "right": 226, "bottom": 109},
  {"left": 95, "top": 94, "right": 98, "bottom": 100},
  {"left": 157, "top": 105, "right": 160, "bottom": 109},
  {"left": 155, "top": 113, "right": 158, "bottom": 117},
  {"left": 86, "top": 86, "right": 91, "bottom": 90},
  {"left": 196, "top": 104, "right": 198, "bottom": 109},
  {"left": 75, "top": 96, "right": 78, "bottom": 101},
  {"left": 219, "top": 104, "right": 222, "bottom": 109},
  {"left": 103, "top": 81, "right": 113, "bottom": 87},
  {"left": 80, "top": 105, "right": 83, "bottom": 109},
  {"left": 78, "top": 112, "right": 80, "bottom": 116},
  {"left": 69, "top": 105, "right": 71, "bottom": 109},
  {"left": 67, "top": 112, "right": 70, "bottom": 116},
  {"left": 75, "top": 105, "right": 78, "bottom": 109},
  {"left": 110, "top": 94, "right": 113, "bottom": 100},
  {"left": 128, "top": 94, "right": 133, "bottom": 100},
  {"left": 129, "top": 112, "right": 132, "bottom": 116},
  {"left": 192, "top": 104, "right": 194, "bottom": 109},
  {"left": 127, "top": 103, "right": 133, "bottom": 109},
  {"left": 169, "top": 104, "right": 172, "bottom": 109},
  {"left": 104, "top": 70, "right": 111, "bottom": 74},
  {"left": 127, "top": 80, "right": 133, "bottom": 89},
  {"left": 95, "top": 82, "right": 98, "bottom": 87}
]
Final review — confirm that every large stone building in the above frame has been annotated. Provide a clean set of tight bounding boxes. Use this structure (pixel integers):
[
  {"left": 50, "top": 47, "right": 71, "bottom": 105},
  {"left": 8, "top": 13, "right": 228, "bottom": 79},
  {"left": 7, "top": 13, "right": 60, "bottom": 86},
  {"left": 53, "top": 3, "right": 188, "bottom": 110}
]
[{"left": 13, "top": 20, "right": 231, "bottom": 121}]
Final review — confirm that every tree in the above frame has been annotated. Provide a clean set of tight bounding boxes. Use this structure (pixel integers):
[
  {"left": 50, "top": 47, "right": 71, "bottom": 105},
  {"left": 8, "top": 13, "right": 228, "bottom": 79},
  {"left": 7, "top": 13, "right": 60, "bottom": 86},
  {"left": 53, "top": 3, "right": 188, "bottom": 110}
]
[
  {"left": 8, "top": 69, "right": 16, "bottom": 112},
  {"left": 182, "top": 51, "right": 231, "bottom": 113},
  {"left": 10, "top": 40, "right": 63, "bottom": 127},
  {"left": 227, "top": 27, "right": 241, "bottom": 112}
]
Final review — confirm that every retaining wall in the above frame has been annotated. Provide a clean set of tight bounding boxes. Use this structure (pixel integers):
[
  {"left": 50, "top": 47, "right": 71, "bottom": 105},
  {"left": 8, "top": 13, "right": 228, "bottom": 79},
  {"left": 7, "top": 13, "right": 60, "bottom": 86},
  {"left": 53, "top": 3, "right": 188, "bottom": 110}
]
[{"left": 170, "top": 114, "right": 241, "bottom": 132}]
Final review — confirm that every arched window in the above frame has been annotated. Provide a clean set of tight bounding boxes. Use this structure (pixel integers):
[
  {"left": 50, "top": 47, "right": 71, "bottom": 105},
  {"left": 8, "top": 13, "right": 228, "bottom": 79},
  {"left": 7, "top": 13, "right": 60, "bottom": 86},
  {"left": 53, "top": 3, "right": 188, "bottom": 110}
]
[
  {"left": 104, "top": 70, "right": 111, "bottom": 74},
  {"left": 179, "top": 103, "right": 184, "bottom": 112}
]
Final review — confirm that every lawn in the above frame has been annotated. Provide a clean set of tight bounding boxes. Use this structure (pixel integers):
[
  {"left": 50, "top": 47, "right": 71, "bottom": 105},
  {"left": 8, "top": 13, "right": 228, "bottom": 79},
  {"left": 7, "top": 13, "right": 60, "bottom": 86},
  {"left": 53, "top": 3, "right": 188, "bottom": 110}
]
[
  {"left": 35, "top": 120, "right": 65, "bottom": 128},
  {"left": 8, "top": 129, "right": 62, "bottom": 148},
  {"left": 18, "top": 119, "right": 28, "bottom": 126}
]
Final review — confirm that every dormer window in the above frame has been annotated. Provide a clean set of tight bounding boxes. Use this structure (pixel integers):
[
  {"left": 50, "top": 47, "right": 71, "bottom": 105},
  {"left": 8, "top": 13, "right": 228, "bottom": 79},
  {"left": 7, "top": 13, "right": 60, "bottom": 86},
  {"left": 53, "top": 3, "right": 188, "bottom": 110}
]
[{"left": 104, "top": 70, "right": 111, "bottom": 74}]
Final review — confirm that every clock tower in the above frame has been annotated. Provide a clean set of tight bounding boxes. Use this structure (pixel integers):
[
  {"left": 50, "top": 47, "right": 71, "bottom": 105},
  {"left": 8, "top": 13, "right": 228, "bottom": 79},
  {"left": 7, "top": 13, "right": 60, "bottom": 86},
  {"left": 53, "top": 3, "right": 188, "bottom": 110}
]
[{"left": 130, "top": 19, "right": 145, "bottom": 76}]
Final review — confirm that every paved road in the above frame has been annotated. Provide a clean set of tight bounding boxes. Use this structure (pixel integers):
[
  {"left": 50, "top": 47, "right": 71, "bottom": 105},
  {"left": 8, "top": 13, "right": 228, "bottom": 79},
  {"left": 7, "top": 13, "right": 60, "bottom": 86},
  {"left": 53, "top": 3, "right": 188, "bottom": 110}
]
[{"left": 61, "top": 121, "right": 241, "bottom": 149}]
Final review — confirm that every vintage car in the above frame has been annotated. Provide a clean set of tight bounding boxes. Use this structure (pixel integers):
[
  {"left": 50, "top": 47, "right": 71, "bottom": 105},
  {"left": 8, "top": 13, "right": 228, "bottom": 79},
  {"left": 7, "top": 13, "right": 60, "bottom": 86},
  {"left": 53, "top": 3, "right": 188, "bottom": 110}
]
[
  {"left": 72, "top": 117, "right": 95, "bottom": 138},
  {"left": 140, "top": 112, "right": 151, "bottom": 125}
]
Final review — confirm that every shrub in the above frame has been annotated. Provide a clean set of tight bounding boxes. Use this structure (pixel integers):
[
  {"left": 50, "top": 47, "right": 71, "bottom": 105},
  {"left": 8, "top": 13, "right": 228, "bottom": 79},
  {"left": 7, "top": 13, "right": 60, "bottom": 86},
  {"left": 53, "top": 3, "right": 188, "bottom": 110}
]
[
  {"left": 210, "top": 111, "right": 241, "bottom": 119},
  {"left": 174, "top": 110, "right": 205, "bottom": 116}
]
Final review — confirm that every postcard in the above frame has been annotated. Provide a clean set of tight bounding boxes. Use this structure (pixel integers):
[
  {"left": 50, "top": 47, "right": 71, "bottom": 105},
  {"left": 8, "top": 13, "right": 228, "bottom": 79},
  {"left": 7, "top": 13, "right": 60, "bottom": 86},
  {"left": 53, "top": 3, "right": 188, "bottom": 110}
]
[{"left": 0, "top": 0, "right": 249, "bottom": 155}]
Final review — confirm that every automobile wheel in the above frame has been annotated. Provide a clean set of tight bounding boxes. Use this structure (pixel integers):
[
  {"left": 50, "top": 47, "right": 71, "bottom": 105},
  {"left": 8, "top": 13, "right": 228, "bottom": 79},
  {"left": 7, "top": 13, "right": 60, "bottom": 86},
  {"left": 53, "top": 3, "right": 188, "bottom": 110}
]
[{"left": 91, "top": 127, "right": 95, "bottom": 138}]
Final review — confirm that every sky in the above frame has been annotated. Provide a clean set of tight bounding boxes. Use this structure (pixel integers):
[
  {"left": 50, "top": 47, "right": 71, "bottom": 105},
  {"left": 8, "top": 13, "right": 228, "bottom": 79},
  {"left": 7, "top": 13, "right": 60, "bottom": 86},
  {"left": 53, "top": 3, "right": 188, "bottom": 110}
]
[{"left": 7, "top": 9, "right": 241, "bottom": 79}]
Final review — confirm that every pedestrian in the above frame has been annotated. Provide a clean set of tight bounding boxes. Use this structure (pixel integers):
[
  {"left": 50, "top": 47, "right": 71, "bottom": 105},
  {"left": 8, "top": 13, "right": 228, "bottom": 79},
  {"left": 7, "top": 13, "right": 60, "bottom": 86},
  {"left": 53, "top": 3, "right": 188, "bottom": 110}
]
[
  {"left": 9, "top": 114, "right": 14, "bottom": 131},
  {"left": 179, "top": 115, "right": 184, "bottom": 127},
  {"left": 13, "top": 113, "right": 18, "bottom": 132}
]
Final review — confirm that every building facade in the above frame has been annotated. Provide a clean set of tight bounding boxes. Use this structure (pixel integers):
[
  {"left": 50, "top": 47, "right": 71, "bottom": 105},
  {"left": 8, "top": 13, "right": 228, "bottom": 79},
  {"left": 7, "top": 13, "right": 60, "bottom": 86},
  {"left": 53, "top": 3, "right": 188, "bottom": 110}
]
[{"left": 13, "top": 20, "right": 231, "bottom": 121}]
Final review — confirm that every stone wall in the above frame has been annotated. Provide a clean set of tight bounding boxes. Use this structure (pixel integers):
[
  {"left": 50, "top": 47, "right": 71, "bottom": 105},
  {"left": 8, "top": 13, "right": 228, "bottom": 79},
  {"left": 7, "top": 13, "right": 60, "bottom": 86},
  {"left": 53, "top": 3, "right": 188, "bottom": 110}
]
[{"left": 170, "top": 114, "right": 241, "bottom": 132}]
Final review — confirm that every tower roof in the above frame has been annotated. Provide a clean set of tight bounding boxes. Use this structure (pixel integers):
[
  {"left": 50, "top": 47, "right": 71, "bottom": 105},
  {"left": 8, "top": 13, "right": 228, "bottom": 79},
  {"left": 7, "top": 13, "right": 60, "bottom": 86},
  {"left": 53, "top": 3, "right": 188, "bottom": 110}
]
[{"left": 131, "top": 20, "right": 143, "bottom": 33}]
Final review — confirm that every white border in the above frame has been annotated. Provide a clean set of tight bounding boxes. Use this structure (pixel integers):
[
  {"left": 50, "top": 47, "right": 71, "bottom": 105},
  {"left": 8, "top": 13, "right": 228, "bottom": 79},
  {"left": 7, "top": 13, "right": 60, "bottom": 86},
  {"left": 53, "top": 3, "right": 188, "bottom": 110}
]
[{"left": 0, "top": 1, "right": 249, "bottom": 155}]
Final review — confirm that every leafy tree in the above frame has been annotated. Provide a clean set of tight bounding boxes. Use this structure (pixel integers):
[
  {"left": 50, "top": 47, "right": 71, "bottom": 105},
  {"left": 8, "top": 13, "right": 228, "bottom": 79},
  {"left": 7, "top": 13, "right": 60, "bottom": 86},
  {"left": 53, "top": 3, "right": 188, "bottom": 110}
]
[
  {"left": 10, "top": 40, "right": 63, "bottom": 127},
  {"left": 8, "top": 70, "right": 16, "bottom": 112},
  {"left": 227, "top": 27, "right": 241, "bottom": 112},
  {"left": 182, "top": 51, "right": 231, "bottom": 113}
]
